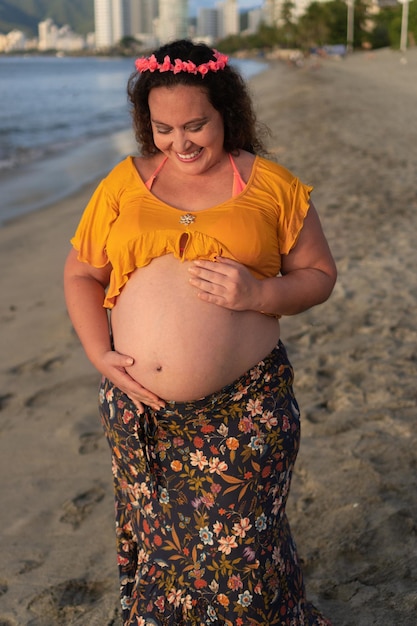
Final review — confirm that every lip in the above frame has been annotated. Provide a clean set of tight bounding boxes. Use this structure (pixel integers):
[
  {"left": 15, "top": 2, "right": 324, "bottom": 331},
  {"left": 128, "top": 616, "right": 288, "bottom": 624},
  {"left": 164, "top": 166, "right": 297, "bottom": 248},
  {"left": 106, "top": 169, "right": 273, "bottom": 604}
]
[{"left": 176, "top": 148, "right": 203, "bottom": 162}]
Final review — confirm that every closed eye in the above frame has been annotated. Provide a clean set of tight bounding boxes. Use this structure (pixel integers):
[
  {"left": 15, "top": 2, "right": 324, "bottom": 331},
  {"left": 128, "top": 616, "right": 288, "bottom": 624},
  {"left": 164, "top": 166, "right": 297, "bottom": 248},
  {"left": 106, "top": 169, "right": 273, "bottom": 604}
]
[
  {"left": 185, "top": 118, "right": 208, "bottom": 132},
  {"left": 154, "top": 125, "right": 172, "bottom": 134},
  {"left": 186, "top": 124, "right": 206, "bottom": 132},
  {"left": 152, "top": 118, "right": 208, "bottom": 134}
]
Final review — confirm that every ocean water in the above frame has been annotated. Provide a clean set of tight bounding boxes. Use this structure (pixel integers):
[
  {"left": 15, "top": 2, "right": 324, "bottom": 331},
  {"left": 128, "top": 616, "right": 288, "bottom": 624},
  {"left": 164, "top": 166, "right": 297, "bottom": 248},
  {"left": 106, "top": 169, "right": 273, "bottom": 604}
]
[{"left": 0, "top": 55, "right": 268, "bottom": 224}]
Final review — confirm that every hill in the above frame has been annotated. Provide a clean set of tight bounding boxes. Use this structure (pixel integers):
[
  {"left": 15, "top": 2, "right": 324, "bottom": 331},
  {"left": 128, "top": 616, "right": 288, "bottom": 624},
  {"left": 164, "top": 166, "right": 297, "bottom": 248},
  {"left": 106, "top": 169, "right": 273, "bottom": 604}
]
[{"left": 0, "top": 0, "right": 94, "bottom": 36}]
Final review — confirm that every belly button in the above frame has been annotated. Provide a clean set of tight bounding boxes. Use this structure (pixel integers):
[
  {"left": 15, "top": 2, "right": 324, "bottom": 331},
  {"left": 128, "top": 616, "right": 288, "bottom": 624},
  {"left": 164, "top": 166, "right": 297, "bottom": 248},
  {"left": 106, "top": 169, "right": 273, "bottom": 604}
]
[{"left": 156, "top": 365, "right": 163, "bottom": 372}]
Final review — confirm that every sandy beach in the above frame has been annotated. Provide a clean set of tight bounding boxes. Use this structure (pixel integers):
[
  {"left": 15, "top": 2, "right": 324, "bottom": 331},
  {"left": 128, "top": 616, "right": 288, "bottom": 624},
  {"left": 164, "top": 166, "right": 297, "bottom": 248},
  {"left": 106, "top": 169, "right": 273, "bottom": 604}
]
[{"left": 1, "top": 47, "right": 416, "bottom": 625}]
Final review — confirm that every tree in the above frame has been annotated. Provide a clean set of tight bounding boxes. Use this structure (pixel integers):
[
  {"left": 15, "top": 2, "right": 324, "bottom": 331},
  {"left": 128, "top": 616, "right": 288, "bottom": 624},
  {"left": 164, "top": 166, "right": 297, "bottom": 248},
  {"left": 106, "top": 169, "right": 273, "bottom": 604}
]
[
  {"left": 365, "top": 0, "right": 416, "bottom": 49},
  {"left": 297, "top": 0, "right": 369, "bottom": 49},
  {"left": 297, "top": 2, "right": 331, "bottom": 48},
  {"left": 278, "top": 0, "right": 298, "bottom": 47}
]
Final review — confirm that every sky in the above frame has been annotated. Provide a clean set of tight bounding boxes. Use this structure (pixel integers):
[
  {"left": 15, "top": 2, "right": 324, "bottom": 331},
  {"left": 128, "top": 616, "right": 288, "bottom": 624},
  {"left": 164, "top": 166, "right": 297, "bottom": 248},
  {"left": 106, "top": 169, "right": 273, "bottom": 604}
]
[{"left": 189, "top": 1, "right": 262, "bottom": 14}]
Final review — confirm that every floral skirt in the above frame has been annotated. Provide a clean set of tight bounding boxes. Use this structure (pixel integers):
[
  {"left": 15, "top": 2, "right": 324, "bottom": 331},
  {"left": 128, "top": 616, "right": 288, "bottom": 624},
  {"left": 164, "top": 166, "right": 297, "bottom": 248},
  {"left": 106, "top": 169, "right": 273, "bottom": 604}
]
[{"left": 98, "top": 341, "right": 331, "bottom": 626}]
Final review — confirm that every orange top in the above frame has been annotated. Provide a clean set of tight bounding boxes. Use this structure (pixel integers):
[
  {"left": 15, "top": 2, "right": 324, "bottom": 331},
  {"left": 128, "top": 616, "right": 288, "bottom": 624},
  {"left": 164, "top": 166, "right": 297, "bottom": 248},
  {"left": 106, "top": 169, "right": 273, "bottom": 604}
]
[{"left": 71, "top": 155, "right": 312, "bottom": 309}]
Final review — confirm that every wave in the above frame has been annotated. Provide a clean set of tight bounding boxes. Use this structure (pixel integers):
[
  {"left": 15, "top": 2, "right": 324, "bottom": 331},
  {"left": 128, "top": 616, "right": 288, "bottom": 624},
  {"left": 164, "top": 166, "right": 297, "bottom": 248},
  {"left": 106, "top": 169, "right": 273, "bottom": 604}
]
[{"left": 0, "top": 121, "right": 131, "bottom": 171}]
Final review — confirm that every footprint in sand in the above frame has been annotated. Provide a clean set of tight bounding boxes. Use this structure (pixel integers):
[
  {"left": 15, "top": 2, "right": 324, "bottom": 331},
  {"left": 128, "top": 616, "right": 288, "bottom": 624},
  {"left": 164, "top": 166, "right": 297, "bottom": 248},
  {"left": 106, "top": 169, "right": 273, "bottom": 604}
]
[
  {"left": 8, "top": 354, "right": 67, "bottom": 375},
  {"left": 27, "top": 579, "right": 115, "bottom": 625},
  {"left": 0, "top": 394, "right": 14, "bottom": 411},
  {"left": 0, "top": 580, "right": 15, "bottom": 626},
  {"left": 78, "top": 431, "right": 103, "bottom": 455},
  {"left": 60, "top": 486, "right": 105, "bottom": 529},
  {"left": 24, "top": 374, "right": 98, "bottom": 409},
  {"left": 0, "top": 579, "right": 8, "bottom": 597},
  {"left": 18, "top": 559, "right": 44, "bottom": 575}
]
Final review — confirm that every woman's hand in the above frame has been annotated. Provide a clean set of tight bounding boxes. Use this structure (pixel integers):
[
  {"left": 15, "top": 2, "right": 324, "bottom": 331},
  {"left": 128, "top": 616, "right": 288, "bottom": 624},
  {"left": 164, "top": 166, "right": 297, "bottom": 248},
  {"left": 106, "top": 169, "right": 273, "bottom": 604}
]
[
  {"left": 98, "top": 349, "right": 165, "bottom": 413},
  {"left": 64, "top": 248, "right": 164, "bottom": 412},
  {"left": 188, "top": 257, "right": 262, "bottom": 312},
  {"left": 187, "top": 201, "right": 337, "bottom": 318}
]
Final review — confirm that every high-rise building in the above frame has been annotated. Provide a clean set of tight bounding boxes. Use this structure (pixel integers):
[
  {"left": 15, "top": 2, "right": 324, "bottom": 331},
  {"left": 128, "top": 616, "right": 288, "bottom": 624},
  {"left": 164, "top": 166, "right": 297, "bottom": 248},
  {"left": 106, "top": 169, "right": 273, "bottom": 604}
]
[
  {"left": 196, "top": 8, "right": 219, "bottom": 43},
  {"left": 218, "top": 0, "right": 239, "bottom": 39},
  {"left": 263, "top": 0, "right": 313, "bottom": 24},
  {"left": 129, "top": 0, "right": 159, "bottom": 37},
  {"left": 157, "top": 0, "right": 189, "bottom": 44},
  {"left": 247, "top": 8, "right": 263, "bottom": 34},
  {"left": 94, "top": 0, "right": 114, "bottom": 48},
  {"left": 38, "top": 18, "right": 58, "bottom": 50},
  {"left": 95, "top": 0, "right": 194, "bottom": 49},
  {"left": 95, "top": 0, "right": 146, "bottom": 48},
  {"left": 111, "top": 0, "right": 127, "bottom": 44}
]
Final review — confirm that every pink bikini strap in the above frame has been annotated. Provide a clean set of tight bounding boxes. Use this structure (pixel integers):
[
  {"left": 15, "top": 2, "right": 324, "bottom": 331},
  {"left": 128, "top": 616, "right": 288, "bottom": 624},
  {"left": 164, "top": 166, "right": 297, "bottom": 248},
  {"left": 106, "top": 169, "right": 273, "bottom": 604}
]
[
  {"left": 229, "top": 153, "right": 246, "bottom": 196},
  {"left": 145, "top": 156, "right": 168, "bottom": 190},
  {"left": 145, "top": 154, "right": 246, "bottom": 195}
]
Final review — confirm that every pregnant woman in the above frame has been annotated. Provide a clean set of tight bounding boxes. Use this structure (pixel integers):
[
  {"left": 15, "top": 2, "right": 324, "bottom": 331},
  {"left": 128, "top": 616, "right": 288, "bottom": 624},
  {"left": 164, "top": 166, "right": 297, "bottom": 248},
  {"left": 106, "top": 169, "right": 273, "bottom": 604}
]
[{"left": 64, "top": 39, "right": 336, "bottom": 626}]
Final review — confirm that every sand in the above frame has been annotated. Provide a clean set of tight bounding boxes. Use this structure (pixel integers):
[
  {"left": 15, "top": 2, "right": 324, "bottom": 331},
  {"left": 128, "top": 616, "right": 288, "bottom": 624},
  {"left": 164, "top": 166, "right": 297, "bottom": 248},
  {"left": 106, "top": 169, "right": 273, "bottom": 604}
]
[{"left": 1, "top": 47, "right": 416, "bottom": 626}]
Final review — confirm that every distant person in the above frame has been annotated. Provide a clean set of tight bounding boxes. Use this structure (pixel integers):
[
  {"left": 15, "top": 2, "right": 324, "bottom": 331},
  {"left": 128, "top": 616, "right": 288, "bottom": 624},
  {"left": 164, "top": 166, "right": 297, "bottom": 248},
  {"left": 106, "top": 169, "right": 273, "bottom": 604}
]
[{"left": 64, "top": 38, "right": 336, "bottom": 625}]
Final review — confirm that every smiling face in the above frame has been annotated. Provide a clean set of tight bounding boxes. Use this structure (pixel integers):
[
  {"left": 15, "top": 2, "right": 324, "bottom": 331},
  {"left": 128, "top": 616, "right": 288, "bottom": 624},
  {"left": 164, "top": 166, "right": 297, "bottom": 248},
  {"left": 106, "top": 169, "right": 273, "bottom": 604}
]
[{"left": 148, "top": 84, "right": 226, "bottom": 175}]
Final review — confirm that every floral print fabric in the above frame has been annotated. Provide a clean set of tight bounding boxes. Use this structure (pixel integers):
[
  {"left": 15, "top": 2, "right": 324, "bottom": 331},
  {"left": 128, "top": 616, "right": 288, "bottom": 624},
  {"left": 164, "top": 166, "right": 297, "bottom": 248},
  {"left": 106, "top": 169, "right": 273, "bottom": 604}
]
[{"left": 99, "top": 341, "right": 331, "bottom": 626}]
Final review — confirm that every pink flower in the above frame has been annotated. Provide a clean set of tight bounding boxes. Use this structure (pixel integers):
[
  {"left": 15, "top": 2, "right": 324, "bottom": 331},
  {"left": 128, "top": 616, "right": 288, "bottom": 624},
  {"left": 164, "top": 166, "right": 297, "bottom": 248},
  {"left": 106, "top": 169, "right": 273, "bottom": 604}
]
[
  {"left": 135, "top": 50, "right": 229, "bottom": 76},
  {"left": 173, "top": 59, "right": 185, "bottom": 74},
  {"left": 184, "top": 61, "right": 197, "bottom": 74},
  {"left": 213, "top": 50, "right": 229, "bottom": 68},
  {"left": 147, "top": 54, "right": 159, "bottom": 71},
  {"left": 227, "top": 574, "right": 243, "bottom": 591},
  {"left": 159, "top": 55, "right": 173, "bottom": 72}
]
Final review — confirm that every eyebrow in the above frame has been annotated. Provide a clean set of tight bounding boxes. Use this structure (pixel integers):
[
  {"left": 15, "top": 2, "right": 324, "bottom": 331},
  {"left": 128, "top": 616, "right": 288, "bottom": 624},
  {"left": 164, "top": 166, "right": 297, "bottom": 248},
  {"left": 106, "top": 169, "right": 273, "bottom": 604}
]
[{"left": 151, "top": 117, "right": 209, "bottom": 127}]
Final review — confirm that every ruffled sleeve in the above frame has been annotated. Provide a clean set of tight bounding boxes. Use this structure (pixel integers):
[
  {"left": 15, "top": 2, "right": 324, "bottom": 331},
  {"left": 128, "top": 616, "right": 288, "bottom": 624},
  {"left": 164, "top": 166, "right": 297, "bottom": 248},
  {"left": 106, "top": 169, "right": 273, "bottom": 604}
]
[
  {"left": 277, "top": 176, "right": 313, "bottom": 255},
  {"left": 70, "top": 179, "right": 119, "bottom": 268}
]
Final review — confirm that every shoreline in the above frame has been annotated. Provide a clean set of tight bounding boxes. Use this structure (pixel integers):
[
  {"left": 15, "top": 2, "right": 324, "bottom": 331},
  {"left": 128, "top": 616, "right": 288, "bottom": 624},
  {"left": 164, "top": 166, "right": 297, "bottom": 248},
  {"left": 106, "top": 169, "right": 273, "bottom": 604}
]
[
  {"left": 1, "top": 48, "right": 417, "bottom": 626},
  {"left": 0, "top": 127, "right": 137, "bottom": 226}
]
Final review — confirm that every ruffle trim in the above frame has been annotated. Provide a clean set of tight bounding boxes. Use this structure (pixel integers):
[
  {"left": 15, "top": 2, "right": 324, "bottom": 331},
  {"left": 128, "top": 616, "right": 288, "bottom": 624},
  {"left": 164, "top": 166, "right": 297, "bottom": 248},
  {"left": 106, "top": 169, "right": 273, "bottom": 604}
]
[{"left": 104, "top": 230, "right": 236, "bottom": 309}]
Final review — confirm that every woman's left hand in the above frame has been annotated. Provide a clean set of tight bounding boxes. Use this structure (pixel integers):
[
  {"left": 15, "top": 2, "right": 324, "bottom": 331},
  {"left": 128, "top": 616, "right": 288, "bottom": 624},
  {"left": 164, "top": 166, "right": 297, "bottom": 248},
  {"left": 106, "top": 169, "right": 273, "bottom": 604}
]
[{"left": 188, "top": 257, "right": 261, "bottom": 311}]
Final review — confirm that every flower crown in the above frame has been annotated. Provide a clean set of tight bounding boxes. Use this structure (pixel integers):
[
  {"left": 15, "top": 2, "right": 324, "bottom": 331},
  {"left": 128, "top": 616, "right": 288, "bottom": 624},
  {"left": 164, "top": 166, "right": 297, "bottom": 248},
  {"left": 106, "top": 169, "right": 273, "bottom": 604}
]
[{"left": 135, "top": 50, "right": 229, "bottom": 77}]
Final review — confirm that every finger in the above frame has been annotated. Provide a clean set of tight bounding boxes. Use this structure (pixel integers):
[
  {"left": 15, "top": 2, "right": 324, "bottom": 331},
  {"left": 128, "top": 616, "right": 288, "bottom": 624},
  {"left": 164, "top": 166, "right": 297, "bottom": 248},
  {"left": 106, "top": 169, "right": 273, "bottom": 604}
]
[
  {"left": 188, "top": 266, "right": 229, "bottom": 288},
  {"left": 215, "top": 256, "right": 241, "bottom": 268},
  {"left": 108, "top": 360, "right": 165, "bottom": 410},
  {"left": 110, "top": 350, "right": 135, "bottom": 368},
  {"left": 190, "top": 259, "right": 231, "bottom": 278},
  {"left": 126, "top": 379, "right": 165, "bottom": 410},
  {"left": 131, "top": 398, "right": 145, "bottom": 413},
  {"left": 189, "top": 274, "right": 227, "bottom": 296},
  {"left": 196, "top": 290, "right": 226, "bottom": 305}
]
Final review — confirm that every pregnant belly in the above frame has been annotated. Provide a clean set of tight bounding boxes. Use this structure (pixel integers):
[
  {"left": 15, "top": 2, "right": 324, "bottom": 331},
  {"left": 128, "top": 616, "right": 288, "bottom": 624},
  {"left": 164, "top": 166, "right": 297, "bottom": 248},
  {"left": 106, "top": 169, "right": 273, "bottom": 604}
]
[{"left": 110, "top": 255, "right": 280, "bottom": 401}]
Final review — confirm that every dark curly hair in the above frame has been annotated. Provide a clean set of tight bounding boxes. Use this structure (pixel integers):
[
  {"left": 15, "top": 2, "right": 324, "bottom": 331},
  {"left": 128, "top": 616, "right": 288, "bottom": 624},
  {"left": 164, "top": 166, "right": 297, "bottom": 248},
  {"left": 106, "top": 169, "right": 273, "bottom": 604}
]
[{"left": 127, "top": 39, "right": 269, "bottom": 157}]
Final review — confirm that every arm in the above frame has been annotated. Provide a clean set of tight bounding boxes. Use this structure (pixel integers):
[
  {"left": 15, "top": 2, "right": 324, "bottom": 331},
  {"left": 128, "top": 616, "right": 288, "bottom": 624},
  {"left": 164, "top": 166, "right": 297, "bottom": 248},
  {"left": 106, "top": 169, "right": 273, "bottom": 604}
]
[
  {"left": 64, "top": 248, "right": 165, "bottom": 410},
  {"left": 188, "top": 202, "right": 337, "bottom": 317},
  {"left": 257, "top": 201, "right": 337, "bottom": 315}
]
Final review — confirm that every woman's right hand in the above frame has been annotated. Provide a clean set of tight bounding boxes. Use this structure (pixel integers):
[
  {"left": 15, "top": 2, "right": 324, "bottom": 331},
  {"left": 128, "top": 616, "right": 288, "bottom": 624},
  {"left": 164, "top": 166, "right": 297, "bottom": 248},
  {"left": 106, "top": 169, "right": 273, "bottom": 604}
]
[
  {"left": 98, "top": 350, "right": 166, "bottom": 413},
  {"left": 64, "top": 249, "right": 165, "bottom": 412}
]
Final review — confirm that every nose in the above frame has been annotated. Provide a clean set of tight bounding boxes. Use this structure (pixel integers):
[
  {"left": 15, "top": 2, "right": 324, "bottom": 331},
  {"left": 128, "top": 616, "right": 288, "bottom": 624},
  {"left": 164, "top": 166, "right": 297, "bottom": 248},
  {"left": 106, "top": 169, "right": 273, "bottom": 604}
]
[{"left": 171, "top": 130, "right": 192, "bottom": 153}]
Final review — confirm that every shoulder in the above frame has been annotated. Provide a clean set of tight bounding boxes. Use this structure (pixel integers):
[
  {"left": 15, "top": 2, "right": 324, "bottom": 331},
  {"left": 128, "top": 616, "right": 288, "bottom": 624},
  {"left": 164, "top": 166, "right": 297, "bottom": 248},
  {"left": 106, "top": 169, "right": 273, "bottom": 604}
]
[
  {"left": 104, "top": 156, "right": 135, "bottom": 181},
  {"left": 254, "top": 155, "right": 299, "bottom": 186},
  {"left": 132, "top": 153, "right": 165, "bottom": 182},
  {"left": 100, "top": 155, "right": 150, "bottom": 196},
  {"left": 249, "top": 157, "right": 313, "bottom": 215}
]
